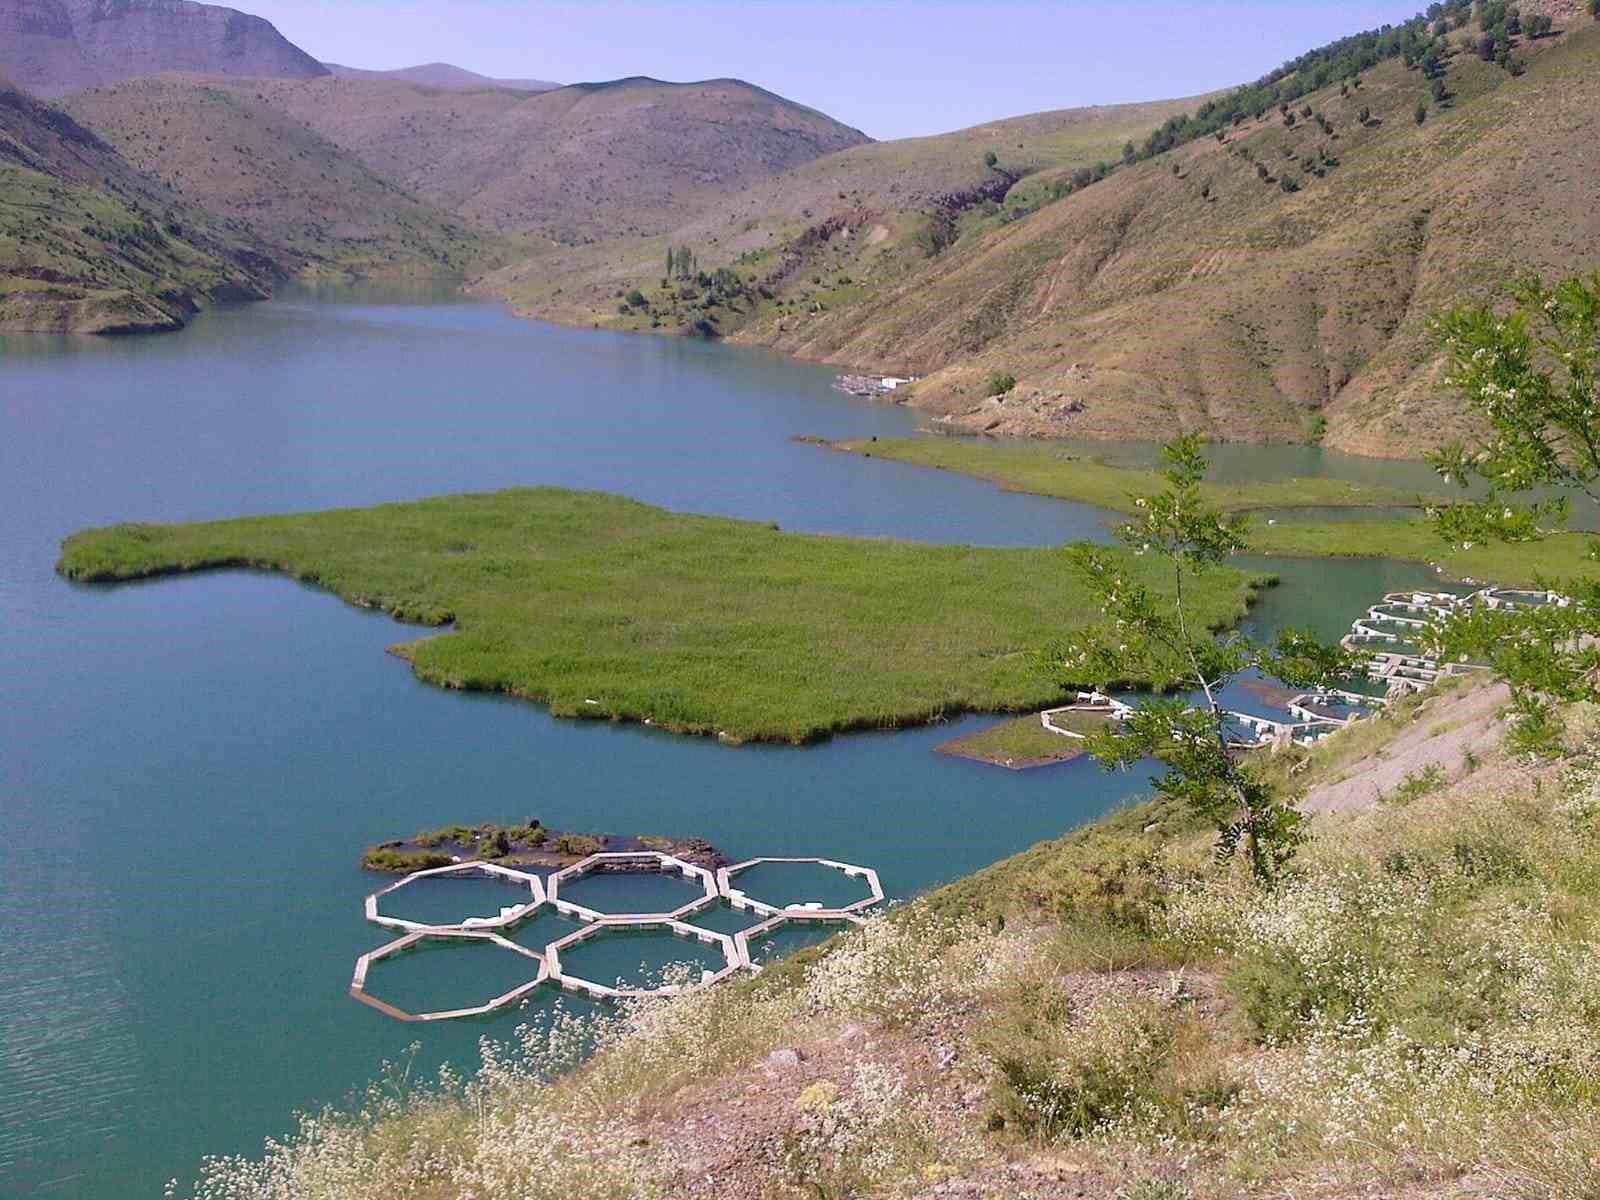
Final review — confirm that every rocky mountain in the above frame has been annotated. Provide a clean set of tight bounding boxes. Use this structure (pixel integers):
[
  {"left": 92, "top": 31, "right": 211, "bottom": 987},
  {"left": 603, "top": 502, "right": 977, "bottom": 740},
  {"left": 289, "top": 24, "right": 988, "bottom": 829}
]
[
  {"left": 238, "top": 74, "right": 872, "bottom": 242},
  {"left": 0, "top": 78, "right": 275, "bottom": 332},
  {"left": 321, "top": 61, "right": 559, "bottom": 93},
  {"left": 0, "top": 0, "right": 328, "bottom": 98}
]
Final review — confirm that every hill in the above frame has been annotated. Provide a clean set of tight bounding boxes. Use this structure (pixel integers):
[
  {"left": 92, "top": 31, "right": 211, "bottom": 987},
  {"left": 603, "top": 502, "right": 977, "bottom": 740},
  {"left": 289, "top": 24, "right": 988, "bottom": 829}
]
[
  {"left": 735, "top": 14, "right": 1600, "bottom": 458},
  {"left": 473, "top": 91, "right": 1211, "bottom": 329},
  {"left": 0, "top": 0, "right": 327, "bottom": 99},
  {"left": 62, "top": 77, "right": 493, "bottom": 278},
  {"left": 0, "top": 80, "right": 275, "bottom": 332},
  {"left": 482, "top": 10, "right": 1600, "bottom": 460},
  {"left": 322, "top": 61, "right": 559, "bottom": 93},
  {"left": 238, "top": 74, "right": 872, "bottom": 241}
]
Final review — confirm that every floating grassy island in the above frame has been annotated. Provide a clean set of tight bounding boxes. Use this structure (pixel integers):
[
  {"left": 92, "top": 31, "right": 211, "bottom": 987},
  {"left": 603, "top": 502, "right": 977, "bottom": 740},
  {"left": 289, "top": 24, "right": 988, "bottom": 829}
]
[{"left": 57, "top": 487, "right": 1268, "bottom": 743}]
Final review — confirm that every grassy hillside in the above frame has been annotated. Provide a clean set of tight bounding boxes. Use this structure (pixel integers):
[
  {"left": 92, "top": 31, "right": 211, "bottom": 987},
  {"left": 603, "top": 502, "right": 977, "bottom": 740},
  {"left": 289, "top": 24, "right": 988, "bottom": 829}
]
[
  {"left": 0, "top": 82, "right": 275, "bottom": 332},
  {"left": 55, "top": 487, "right": 1263, "bottom": 743},
  {"left": 183, "top": 680, "right": 1600, "bottom": 1198},
  {"left": 728, "top": 16, "right": 1600, "bottom": 459},
  {"left": 238, "top": 74, "right": 871, "bottom": 242},
  {"left": 63, "top": 78, "right": 493, "bottom": 279},
  {"left": 475, "top": 92, "right": 1209, "bottom": 332}
]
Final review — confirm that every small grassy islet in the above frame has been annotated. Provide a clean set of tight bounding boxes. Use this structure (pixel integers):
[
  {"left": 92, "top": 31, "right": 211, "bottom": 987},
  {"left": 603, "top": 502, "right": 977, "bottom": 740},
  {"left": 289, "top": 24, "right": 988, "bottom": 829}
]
[
  {"left": 56, "top": 487, "right": 1267, "bottom": 744},
  {"left": 935, "top": 708, "right": 1114, "bottom": 769}
]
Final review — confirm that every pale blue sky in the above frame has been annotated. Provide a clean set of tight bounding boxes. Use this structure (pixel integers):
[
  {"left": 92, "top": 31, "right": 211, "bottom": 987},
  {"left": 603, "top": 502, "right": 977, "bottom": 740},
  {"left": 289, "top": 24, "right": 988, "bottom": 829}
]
[{"left": 245, "top": 1, "right": 1424, "bottom": 140}]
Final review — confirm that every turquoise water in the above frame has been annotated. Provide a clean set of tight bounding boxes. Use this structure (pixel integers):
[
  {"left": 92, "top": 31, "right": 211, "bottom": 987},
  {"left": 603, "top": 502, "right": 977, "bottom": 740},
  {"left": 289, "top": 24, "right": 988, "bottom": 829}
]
[{"left": 1, "top": 291, "right": 1441, "bottom": 1198}]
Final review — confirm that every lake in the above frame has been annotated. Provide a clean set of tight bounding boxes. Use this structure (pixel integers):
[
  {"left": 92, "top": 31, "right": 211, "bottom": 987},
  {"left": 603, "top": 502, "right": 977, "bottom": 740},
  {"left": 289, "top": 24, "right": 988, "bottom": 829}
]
[{"left": 0, "top": 290, "right": 1444, "bottom": 1198}]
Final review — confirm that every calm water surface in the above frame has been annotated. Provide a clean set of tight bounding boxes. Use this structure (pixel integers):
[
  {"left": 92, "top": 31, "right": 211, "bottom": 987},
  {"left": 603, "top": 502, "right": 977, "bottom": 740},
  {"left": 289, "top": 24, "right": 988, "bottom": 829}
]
[{"left": 0, "top": 292, "right": 1440, "bottom": 1198}]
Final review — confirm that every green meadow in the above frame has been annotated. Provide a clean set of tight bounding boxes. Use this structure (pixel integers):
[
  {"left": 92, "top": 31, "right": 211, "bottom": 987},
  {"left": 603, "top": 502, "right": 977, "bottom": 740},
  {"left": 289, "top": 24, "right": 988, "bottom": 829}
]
[
  {"left": 825, "top": 437, "right": 1594, "bottom": 587},
  {"left": 57, "top": 487, "right": 1266, "bottom": 744},
  {"left": 825, "top": 437, "right": 1432, "bottom": 513}
]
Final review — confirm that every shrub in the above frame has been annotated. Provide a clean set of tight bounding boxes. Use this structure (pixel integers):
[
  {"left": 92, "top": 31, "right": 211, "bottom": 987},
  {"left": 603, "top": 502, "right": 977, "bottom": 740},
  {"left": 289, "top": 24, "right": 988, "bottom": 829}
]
[
  {"left": 1387, "top": 764, "right": 1446, "bottom": 805},
  {"left": 984, "top": 372, "right": 1016, "bottom": 397}
]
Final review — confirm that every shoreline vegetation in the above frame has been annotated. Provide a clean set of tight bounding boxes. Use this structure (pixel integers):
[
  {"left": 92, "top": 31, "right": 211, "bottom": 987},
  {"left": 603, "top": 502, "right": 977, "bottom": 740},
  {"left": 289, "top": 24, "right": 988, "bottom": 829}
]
[
  {"left": 817, "top": 436, "right": 1595, "bottom": 586},
  {"left": 55, "top": 487, "right": 1267, "bottom": 744},
  {"left": 363, "top": 821, "right": 725, "bottom": 873}
]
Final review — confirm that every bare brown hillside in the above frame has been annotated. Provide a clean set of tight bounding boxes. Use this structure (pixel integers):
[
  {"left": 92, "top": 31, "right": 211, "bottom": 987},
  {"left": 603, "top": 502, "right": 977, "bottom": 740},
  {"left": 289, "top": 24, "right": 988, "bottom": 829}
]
[
  {"left": 734, "top": 20, "right": 1600, "bottom": 458},
  {"left": 0, "top": 81, "right": 275, "bottom": 332},
  {"left": 63, "top": 78, "right": 492, "bottom": 278},
  {"left": 475, "top": 93, "right": 1210, "bottom": 336},
  {"left": 0, "top": 0, "right": 327, "bottom": 99},
  {"left": 239, "top": 75, "right": 871, "bottom": 242}
]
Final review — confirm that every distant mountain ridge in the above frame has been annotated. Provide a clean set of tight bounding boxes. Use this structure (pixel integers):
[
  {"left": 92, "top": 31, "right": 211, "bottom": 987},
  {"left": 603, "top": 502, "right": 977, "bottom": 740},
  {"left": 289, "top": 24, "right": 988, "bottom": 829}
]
[
  {"left": 322, "top": 61, "right": 559, "bottom": 93},
  {"left": 238, "top": 73, "right": 872, "bottom": 241},
  {"left": 0, "top": 0, "right": 328, "bottom": 97}
]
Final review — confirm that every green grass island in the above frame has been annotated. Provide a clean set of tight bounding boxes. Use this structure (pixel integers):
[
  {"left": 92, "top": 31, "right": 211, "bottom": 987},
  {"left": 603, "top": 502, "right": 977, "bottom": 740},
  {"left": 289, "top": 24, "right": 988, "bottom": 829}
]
[{"left": 56, "top": 487, "right": 1269, "bottom": 745}]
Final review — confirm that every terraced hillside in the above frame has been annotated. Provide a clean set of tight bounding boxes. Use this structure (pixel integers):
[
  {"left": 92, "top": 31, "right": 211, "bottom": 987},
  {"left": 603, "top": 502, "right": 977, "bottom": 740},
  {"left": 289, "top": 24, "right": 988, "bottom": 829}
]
[
  {"left": 239, "top": 74, "right": 872, "bottom": 242},
  {"left": 63, "top": 78, "right": 491, "bottom": 279},
  {"left": 0, "top": 80, "right": 275, "bottom": 333}
]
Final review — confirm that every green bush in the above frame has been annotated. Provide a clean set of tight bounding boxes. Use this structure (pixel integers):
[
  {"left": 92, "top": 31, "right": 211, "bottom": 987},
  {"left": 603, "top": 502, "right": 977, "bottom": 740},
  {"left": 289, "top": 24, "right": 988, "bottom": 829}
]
[{"left": 984, "top": 372, "right": 1016, "bottom": 397}]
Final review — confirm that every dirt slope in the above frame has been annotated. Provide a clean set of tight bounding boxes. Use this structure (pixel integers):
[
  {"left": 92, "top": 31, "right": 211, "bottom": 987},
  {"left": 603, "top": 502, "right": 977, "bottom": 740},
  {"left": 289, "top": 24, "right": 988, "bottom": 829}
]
[
  {"left": 0, "top": 81, "right": 275, "bottom": 332},
  {"left": 0, "top": 0, "right": 327, "bottom": 99},
  {"left": 63, "top": 77, "right": 491, "bottom": 278}
]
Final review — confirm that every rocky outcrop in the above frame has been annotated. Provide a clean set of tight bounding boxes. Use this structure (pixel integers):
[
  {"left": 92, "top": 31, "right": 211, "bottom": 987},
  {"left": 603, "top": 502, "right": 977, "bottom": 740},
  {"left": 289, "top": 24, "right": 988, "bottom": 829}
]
[{"left": 0, "top": 0, "right": 328, "bottom": 98}]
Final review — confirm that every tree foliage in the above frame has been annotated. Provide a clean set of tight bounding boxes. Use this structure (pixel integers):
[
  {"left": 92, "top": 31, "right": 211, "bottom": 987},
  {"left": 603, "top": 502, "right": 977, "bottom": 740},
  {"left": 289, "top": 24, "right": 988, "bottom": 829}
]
[
  {"left": 1425, "top": 272, "right": 1600, "bottom": 753},
  {"left": 1040, "top": 436, "right": 1357, "bottom": 882},
  {"left": 1125, "top": 2, "right": 1470, "bottom": 162}
]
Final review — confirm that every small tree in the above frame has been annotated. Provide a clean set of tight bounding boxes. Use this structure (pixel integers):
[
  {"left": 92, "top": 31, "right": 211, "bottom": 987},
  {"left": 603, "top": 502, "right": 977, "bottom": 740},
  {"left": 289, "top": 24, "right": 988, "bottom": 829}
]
[
  {"left": 1424, "top": 272, "right": 1600, "bottom": 753},
  {"left": 1041, "top": 435, "right": 1355, "bottom": 882},
  {"left": 983, "top": 149, "right": 999, "bottom": 169},
  {"left": 1415, "top": 102, "right": 1429, "bottom": 124},
  {"left": 984, "top": 372, "right": 1016, "bottom": 397}
]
